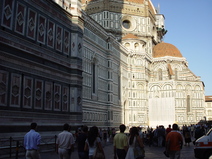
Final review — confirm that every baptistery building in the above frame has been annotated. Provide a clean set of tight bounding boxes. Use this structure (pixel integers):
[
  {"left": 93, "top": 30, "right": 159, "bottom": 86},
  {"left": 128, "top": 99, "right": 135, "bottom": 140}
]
[{"left": 0, "top": 0, "right": 205, "bottom": 136}]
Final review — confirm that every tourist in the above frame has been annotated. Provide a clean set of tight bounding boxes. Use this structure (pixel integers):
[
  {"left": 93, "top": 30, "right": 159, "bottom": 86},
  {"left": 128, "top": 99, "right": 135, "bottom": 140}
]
[
  {"left": 138, "top": 127, "right": 143, "bottom": 141},
  {"left": 153, "top": 126, "right": 158, "bottom": 146},
  {"left": 103, "top": 129, "right": 108, "bottom": 147},
  {"left": 126, "top": 127, "right": 145, "bottom": 159},
  {"left": 183, "top": 126, "right": 191, "bottom": 146},
  {"left": 143, "top": 131, "right": 147, "bottom": 145},
  {"left": 147, "top": 129, "right": 153, "bottom": 147},
  {"left": 113, "top": 124, "right": 128, "bottom": 159},
  {"left": 56, "top": 123, "right": 75, "bottom": 159},
  {"left": 77, "top": 125, "right": 89, "bottom": 159},
  {"left": 165, "top": 123, "right": 183, "bottom": 159},
  {"left": 157, "top": 126, "right": 165, "bottom": 147},
  {"left": 193, "top": 125, "right": 204, "bottom": 145},
  {"left": 84, "top": 126, "right": 105, "bottom": 159},
  {"left": 166, "top": 125, "right": 172, "bottom": 135},
  {"left": 24, "top": 122, "right": 41, "bottom": 159}
]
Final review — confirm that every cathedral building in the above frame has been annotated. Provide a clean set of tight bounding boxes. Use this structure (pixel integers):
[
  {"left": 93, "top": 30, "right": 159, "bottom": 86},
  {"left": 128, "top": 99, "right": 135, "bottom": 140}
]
[
  {"left": 0, "top": 0, "right": 205, "bottom": 137},
  {"left": 80, "top": 0, "right": 205, "bottom": 128}
]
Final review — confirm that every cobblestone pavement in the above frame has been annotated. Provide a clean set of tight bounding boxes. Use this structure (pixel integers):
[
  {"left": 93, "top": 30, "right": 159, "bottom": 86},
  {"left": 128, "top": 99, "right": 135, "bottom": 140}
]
[{"left": 16, "top": 142, "right": 196, "bottom": 159}]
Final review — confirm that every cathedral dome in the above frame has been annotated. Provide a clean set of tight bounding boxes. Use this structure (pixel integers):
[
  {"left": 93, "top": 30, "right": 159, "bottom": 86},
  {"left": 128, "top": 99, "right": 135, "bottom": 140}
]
[{"left": 153, "top": 42, "right": 183, "bottom": 58}]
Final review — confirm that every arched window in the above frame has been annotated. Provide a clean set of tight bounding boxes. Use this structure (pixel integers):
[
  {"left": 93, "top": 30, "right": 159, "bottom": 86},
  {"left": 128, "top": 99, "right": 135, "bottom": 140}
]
[
  {"left": 92, "top": 63, "right": 96, "bottom": 93},
  {"left": 158, "top": 69, "right": 162, "bottom": 80},
  {"left": 134, "top": 43, "right": 139, "bottom": 50},
  {"left": 125, "top": 43, "right": 130, "bottom": 48},
  {"left": 175, "top": 68, "right": 178, "bottom": 80},
  {"left": 118, "top": 75, "right": 120, "bottom": 100},
  {"left": 187, "top": 95, "right": 191, "bottom": 113}
]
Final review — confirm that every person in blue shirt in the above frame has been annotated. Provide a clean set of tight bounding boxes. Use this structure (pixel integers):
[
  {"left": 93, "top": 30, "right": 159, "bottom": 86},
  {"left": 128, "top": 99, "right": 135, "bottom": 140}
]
[{"left": 24, "top": 122, "right": 41, "bottom": 159}]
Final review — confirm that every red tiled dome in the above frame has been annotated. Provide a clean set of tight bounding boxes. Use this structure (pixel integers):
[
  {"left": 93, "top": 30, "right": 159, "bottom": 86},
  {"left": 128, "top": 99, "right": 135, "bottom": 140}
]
[
  {"left": 153, "top": 42, "right": 183, "bottom": 58},
  {"left": 122, "top": 34, "right": 139, "bottom": 39}
]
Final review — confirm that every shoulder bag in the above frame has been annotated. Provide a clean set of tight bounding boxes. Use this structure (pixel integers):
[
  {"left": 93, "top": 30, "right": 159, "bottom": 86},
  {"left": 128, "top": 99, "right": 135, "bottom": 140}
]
[
  {"left": 134, "top": 136, "right": 145, "bottom": 159},
  {"left": 93, "top": 142, "right": 105, "bottom": 159}
]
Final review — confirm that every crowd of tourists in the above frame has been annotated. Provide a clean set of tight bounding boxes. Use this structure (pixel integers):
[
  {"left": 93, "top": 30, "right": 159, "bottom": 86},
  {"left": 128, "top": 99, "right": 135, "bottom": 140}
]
[
  {"left": 23, "top": 122, "right": 211, "bottom": 159},
  {"left": 141, "top": 124, "right": 211, "bottom": 148}
]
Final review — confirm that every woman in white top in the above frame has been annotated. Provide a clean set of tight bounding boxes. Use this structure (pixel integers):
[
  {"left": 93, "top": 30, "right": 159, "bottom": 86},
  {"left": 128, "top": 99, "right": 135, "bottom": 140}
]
[{"left": 84, "top": 126, "right": 105, "bottom": 159}]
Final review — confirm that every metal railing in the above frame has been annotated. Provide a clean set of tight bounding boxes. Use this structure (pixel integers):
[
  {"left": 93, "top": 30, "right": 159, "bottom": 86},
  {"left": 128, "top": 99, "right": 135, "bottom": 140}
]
[{"left": 0, "top": 135, "right": 57, "bottom": 159}]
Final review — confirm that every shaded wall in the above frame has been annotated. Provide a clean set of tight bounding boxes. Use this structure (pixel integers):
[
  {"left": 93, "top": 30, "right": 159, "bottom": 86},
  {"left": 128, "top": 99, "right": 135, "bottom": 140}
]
[{"left": 0, "top": 0, "right": 83, "bottom": 136}]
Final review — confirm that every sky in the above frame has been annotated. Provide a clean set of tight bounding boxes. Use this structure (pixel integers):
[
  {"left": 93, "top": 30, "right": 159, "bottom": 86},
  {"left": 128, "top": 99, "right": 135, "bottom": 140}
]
[{"left": 151, "top": 0, "right": 212, "bottom": 95}]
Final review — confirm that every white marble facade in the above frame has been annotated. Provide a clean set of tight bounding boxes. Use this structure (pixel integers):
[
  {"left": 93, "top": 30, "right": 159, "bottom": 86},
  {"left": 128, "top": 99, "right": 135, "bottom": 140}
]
[{"left": 55, "top": 0, "right": 205, "bottom": 128}]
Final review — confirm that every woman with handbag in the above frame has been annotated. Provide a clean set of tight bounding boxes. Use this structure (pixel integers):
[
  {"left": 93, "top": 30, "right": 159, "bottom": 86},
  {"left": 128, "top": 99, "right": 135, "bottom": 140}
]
[
  {"left": 126, "top": 127, "right": 145, "bottom": 159},
  {"left": 84, "top": 126, "right": 105, "bottom": 159}
]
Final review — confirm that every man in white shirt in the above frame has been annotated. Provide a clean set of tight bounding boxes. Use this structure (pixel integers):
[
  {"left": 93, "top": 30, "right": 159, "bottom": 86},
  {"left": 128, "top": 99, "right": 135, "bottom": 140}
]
[{"left": 56, "top": 123, "right": 75, "bottom": 159}]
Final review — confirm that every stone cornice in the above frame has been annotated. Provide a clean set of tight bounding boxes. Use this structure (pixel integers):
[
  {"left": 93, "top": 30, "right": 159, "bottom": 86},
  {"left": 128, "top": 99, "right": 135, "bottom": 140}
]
[{"left": 152, "top": 56, "right": 188, "bottom": 66}]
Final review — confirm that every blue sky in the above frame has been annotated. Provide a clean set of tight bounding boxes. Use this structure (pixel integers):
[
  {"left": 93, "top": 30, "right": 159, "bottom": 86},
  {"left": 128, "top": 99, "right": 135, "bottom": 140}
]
[{"left": 151, "top": 0, "right": 212, "bottom": 95}]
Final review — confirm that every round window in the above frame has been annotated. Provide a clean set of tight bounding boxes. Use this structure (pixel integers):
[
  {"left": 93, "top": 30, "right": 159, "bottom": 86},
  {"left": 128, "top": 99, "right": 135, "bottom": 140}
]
[{"left": 122, "top": 20, "right": 131, "bottom": 29}]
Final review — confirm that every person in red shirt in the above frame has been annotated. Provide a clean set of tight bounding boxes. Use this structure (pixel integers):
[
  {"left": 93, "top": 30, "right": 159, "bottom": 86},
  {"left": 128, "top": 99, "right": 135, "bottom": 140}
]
[{"left": 165, "top": 124, "right": 183, "bottom": 159}]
